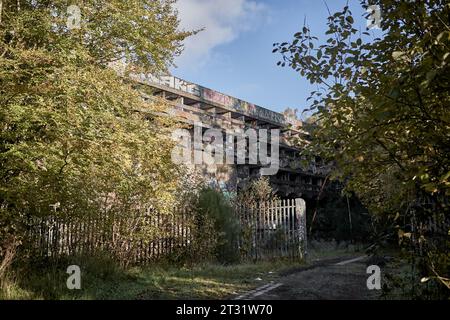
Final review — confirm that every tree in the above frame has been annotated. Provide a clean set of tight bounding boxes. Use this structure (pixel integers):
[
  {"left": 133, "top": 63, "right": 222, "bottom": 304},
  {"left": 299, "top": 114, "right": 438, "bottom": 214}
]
[
  {"left": 0, "top": 0, "right": 195, "bottom": 269},
  {"left": 274, "top": 0, "right": 449, "bottom": 295}
]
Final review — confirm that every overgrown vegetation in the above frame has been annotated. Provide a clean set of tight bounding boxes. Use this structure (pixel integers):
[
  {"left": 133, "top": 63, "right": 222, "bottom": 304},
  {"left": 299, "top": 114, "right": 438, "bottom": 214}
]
[
  {"left": 0, "top": 253, "right": 303, "bottom": 300},
  {"left": 307, "top": 188, "right": 372, "bottom": 243},
  {"left": 233, "top": 177, "right": 283, "bottom": 260},
  {"left": 186, "top": 179, "right": 282, "bottom": 265},
  {"left": 3, "top": 0, "right": 447, "bottom": 301},
  {"left": 196, "top": 188, "right": 241, "bottom": 264},
  {"left": 275, "top": 0, "right": 450, "bottom": 298},
  {"left": 0, "top": 0, "right": 197, "bottom": 282}
]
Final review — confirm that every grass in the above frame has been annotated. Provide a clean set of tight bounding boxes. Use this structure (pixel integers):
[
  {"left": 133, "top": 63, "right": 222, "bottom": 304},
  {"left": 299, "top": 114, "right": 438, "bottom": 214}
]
[
  {"left": 307, "top": 240, "right": 367, "bottom": 261},
  {"left": 1, "top": 242, "right": 373, "bottom": 300},
  {"left": 0, "top": 257, "right": 306, "bottom": 300}
]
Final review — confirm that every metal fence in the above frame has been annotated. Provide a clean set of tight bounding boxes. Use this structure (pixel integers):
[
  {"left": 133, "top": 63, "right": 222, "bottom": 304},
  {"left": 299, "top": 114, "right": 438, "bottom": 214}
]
[
  {"left": 28, "top": 198, "right": 307, "bottom": 263},
  {"left": 236, "top": 198, "right": 307, "bottom": 261}
]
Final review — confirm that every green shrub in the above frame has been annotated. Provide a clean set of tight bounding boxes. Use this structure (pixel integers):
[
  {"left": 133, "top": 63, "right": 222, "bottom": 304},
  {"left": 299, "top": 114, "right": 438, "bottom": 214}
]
[
  {"left": 197, "top": 188, "right": 241, "bottom": 264},
  {"left": 1, "top": 252, "right": 127, "bottom": 299}
]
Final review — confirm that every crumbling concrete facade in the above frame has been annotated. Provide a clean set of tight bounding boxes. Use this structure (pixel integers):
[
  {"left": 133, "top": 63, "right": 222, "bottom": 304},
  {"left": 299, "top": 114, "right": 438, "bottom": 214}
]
[{"left": 133, "top": 74, "right": 330, "bottom": 200}]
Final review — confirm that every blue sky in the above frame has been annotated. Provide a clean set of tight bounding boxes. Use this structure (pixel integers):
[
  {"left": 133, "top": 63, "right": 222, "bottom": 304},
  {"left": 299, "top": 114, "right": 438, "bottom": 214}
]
[{"left": 171, "top": 0, "right": 374, "bottom": 117}]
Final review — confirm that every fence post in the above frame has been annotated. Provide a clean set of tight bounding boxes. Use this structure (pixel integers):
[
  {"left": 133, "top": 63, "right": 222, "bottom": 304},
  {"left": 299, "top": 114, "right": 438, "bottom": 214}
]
[{"left": 295, "top": 198, "right": 306, "bottom": 258}]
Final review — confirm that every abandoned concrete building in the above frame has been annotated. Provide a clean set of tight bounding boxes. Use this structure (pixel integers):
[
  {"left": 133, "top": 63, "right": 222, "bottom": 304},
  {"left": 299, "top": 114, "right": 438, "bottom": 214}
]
[{"left": 132, "top": 73, "right": 330, "bottom": 201}]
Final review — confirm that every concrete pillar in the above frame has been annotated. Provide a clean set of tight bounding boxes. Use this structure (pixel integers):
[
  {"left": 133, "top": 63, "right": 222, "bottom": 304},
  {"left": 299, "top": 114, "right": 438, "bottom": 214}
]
[
  {"left": 295, "top": 198, "right": 307, "bottom": 258},
  {"left": 205, "top": 107, "right": 216, "bottom": 115},
  {"left": 176, "top": 96, "right": 184, "bottom": 105},
  {"left": 220, "top": 111, "right": 231, "bottom": 119}
]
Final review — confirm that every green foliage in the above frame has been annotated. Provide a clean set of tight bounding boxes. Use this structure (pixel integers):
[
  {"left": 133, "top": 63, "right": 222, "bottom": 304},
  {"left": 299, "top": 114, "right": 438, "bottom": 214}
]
[
  {"left": 0, "top": 0, "right": 194, "bottom": 74},
  {"left": 0, "top": 252, "right": 126, "bottom": 299},
  {"left": 0, "top": 0, "right": 196, "bottom": 271},
  {"left": 275, "top": 0, "right": 450, "bottom": 295},
  {"left": 308, "top": 190, "right": 371, "bottom": 243},
  {"left": 233, "top": 177, "right": 279, "bottom": 259},
  {"left": 197, "top": 188, "right": 241, "bottom": 264},
  {"left": 1, "top": 258, "right": 304, "bottom": 300},
  {"left": 235, "top": 177, "right": 278, "bottom": 207}
]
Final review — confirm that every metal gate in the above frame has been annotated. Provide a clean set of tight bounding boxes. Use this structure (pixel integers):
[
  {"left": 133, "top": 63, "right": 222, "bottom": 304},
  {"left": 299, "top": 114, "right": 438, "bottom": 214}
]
[{"left": 237, "top": 198, "right": 306, "bottom": 261}]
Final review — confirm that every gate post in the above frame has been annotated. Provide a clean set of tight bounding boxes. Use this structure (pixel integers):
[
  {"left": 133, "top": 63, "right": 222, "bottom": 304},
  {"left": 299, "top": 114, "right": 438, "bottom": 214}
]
[{"left": 295, "top": 198, "right": 307, "bottom": 258}]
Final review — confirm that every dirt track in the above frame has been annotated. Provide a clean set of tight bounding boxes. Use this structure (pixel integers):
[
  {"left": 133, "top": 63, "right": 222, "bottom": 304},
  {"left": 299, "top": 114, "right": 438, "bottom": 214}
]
[{"left": 238, "top": 256, "right": 381, "bottom": 300}]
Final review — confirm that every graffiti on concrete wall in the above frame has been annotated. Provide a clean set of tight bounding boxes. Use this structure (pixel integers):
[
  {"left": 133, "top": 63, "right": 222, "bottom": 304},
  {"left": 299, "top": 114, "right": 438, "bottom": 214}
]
[{"left": 139, "top": 74, "right": 286, "bottom": 125}]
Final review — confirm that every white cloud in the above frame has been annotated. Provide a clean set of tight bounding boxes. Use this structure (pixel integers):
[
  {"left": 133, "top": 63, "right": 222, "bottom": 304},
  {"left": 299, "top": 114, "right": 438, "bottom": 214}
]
[{"left": 173, "top": 0, "right": 269, "bottom": 70}]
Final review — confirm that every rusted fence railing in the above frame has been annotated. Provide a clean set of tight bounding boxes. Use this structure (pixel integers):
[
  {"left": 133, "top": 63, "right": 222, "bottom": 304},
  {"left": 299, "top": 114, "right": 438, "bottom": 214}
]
[
  {"left": 28, "top": 198, "right": 306, "bottom": 263},
  {"left": 28, "top": 209, "right": 194, "bottom": 264}
]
